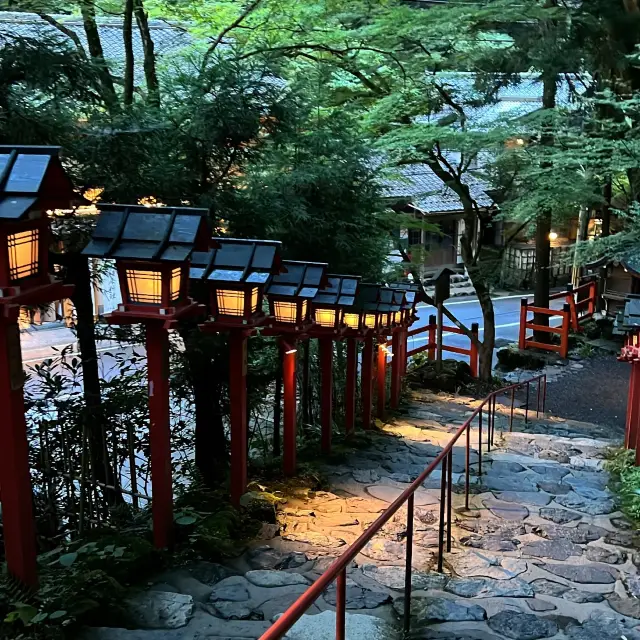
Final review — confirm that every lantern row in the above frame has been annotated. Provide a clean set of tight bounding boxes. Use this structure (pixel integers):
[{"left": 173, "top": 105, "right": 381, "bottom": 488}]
[{"left": 82, "top": 203, "right": 421, "bottom": 331}]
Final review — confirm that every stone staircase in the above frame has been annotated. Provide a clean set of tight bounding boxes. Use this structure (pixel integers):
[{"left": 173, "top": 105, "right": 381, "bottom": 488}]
[
  {"left": 424, "top": 268, "right": 476, "bottom": 298},
  {"left": 82, "top": 390, "right": 640, "bottom": 640}
]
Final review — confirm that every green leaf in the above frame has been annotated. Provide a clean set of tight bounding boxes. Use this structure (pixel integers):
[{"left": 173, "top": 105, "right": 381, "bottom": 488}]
[
  {"left": 59, "top": 552, "right": 78, "bottom": 567},
  {"left": 103, "top": 544, "right": 115, "bottom": 553},
  {"left": 176, "top": 515, "right": 198, "bottom": 526},
  {"left": 4, "top": 611, "right": 21, "bottom": 623},
  {"left": 49, "top": 610, "right": 68, "bottom": 620},
  {"left": 31, "top": 612, "right": 49, "bottom": 624},
  {"left": 114, "top": 547, "right": 126, "bottom": 558}
]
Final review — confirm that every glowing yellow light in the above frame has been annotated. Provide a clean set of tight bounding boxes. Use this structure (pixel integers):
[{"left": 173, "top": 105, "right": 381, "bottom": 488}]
[
  {"left": 170, "top": 267, "right": 182, "bottom": 301},
  {"left": 516, "top": 138, "right": 525, "bottom": 146},
  {"left": 315, "top": 308, "right": 336, "bottom": 328},
  {"left": 378, "top": 312, "right": 389, "bottom": 328},
  {"left": 364, "top": 313, "right": 377, "bottom": 329},
  {"left": 8, "top": 229, "right": 39, "bottom": 281},
  {"left": 126, "top": 269, "right": 162, "bottom": 304},
  {"left": 285, "top": 348, "right": 297, "bottom": 355},
  {"left": 138, "top": 196, "right": 165, "bottom": 208},
  {"left": 274, "top": 300, "right": 297, "bottom": 323},
  {"left": 344, "top": 313, "right": 360, "bottom": 329},
  {"left": 394, "top": 311, "right": 402, "bottom": 324},
  {"left": 549, "top": 231, "right": 558, "bottom": 241},
  {"left": 301, "top": 300, "right": 308, "bottom": 320},
  {"left": 250, "top": 287, "right": 259, "bottom": 313},
  {"left": 217, "top": 289, "right": 245, "bottom": 316}
]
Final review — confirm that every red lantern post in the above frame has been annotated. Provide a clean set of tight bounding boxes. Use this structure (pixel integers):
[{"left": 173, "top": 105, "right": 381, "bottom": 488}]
[
  {"left": 263, "top": 260, "right": 328, "bottom": 475},
  {"left": 191, "top": 239, "right": 282, "bottom": 505},
  {"left": 0, "top": 146, "right": 83, "bottom": 585},
  {"left": 84, "top": 204, "right": 211, "bottom": 549}
]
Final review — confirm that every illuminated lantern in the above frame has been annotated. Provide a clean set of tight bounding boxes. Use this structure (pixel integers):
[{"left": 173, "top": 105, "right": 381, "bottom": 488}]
[
  {"left": 0, "top": 146, "right": 84, "bottom": 297},
  {"left": 311, "top": 274, "right": 360, "bottom": 333},
  {"left": 190, "top": 238, "right": 281, "bottom": 327},
  {"left": 343, "top": 283, "right": 381, "bottom": 334},
  {"left": 266, "top": 260, "right": 328, "bottom": 330}
]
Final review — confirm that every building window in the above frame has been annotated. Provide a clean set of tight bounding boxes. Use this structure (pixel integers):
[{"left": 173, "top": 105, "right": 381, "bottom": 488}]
[
  {"left": 8, "top": 229, "right": 39, "bottom": 281},
  {"left": 408, "top": 229, "right": 422, "bottom": 247}
]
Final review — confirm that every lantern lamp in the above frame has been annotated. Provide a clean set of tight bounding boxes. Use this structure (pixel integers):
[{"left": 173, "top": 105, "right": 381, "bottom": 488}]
[
  {"left": 190, "top": 238, "right": 282, "bottom": 328},
  {"left": 342, "top": 283, "right": 385, "bottom": 335},
  {"left": 390, "top": 282, "right": 422, "bottom": 325},
  {"left": 265, "top": 260, "right": 328, "bottom": 331},
  {"left": 0, "top": 146, "right": 86, "bottom": 299},
  {"left": 311, "top": 274, "right": 360, "bottom": 334},
  {"left": 83, "top": 204, "right": 210, "bottom": 320}
]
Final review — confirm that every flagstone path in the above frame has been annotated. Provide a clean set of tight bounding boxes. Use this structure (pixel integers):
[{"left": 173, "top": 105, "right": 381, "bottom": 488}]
[{"left": 85, "top": 389, "right": 640, "bottom": 640}]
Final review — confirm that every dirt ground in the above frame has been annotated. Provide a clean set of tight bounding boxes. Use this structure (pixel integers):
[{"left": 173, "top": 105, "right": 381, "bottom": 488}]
[{"left": 543, "top": 354, "right": 629, "bottom": 437}]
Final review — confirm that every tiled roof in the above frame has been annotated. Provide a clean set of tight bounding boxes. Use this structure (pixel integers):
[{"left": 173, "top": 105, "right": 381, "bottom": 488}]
[
  {"left": 378, "top": 163, "right": 494, "bottom": 214},
  {"left": 0, "top": 12, "right": 192, "bottom": 84},
  {"left": 266, "top": 260, "right": 328, "bottom": 299},
  {"left": 313, "top": 275, "right": 360, "bottom": 307}
]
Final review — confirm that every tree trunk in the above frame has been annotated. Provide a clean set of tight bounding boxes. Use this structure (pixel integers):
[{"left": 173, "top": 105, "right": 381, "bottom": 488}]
[
  {"left": 602, "top": 178, "right": 612, "bottom": 237},
  {"left": 123, "top": 0, "right": 135, "bottom": 107},
  {"left": 179, "top": 327, "right": 229, "bottom": 486},
  {"left": 533, "top": 74, "right": 557, "bottom": 340},
  {"left": 133, "top": 0, "right": 160, "bottom": 107},
  {"left": 572, "top": 205, "right": 590, "bottom": 286},
  {"left": 64, "top": 253, "right": 123, "bottom": 505},
  {"left": 80, "top": 0, "right": 119, "bottom": 110}
]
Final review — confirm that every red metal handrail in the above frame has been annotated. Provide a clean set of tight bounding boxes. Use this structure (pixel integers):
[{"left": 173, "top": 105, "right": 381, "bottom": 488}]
[{"left": 260, "top": 373, "right": 547, "bottom": 640}]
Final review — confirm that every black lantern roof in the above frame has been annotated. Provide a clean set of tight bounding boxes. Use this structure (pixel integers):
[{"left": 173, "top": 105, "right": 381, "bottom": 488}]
[
  {"left": 313, "top": 274, "right": 360, "bottom": 307},
  {"left": 266, "top": 260, "right": 328, "bottom": 299},
  {"left": 377, "top": 286, "right": 402, "bottom": 313},
  {"left": 83, "top": 204, "right": 210, "bottom": 262},
  {"left": 190, "top": 238, "right": 282, "bottom": 285},
  {"left": 389, "top": 282, "right": 422, "bottom": 309},
  {"left": 353, "top": 283, "right": 383, "bottom": 312},
  {"left": 622, "top": 296, "right": 640, "bottom": 330},
  {"left": 0, "top": 145, "right": 83, "bottom": 220}
]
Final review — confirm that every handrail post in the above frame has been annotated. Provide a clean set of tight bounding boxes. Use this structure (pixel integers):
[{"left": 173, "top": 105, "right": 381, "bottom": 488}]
[
  {"left": 428, "top": 314, "right": 436, "bottom": 360},
  {"left": 518, "top": 298, "right": 527, "bottom": 350},
  {"left": 446, "top": 449, "right": 453, "bottom": 552},
  {"left": 525, "top": 381, "right": 530, "bottom": 424},
  {"left": 437, "top": 454, "right": 447, "bottom": 573},
  {"left": 336, "top": 568, "right": 346, "bottom": 640},
  {"left": 478, "top": 407, "right": 483, "bottom": 477},
  {"left": 465, "top": 423, "right": 470, "bottom": 510},
  {"left": 403, "top": 493, "right": 414, "bottom": 635},
  {"left": 560, "top": 303, "right": 571, "bottom": 358},
  {"left": 536, "top": 378, "right": 541, "bottom": 418},
  {"left": 510, "top": 387, "right": 515, "bottom": 431},
  {"left": 470, "top": 322, "right": 479, "bottom": 378},
  {"left": 542, "top": 375, "right": 547, "bottom": 413}
]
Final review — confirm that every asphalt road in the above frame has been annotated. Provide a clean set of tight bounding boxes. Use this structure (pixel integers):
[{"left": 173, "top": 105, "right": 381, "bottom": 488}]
[
  {"left": 19, "top": 292, "right": 565, "bottom": 372},
  {"left": 409, "top": 292, "right": 566, "bottom": 363}
]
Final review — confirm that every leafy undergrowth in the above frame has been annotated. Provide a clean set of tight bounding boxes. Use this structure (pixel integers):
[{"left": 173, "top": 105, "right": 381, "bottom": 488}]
[
  {"left": 605, "top": 447, "right": 640, "bottom": 522},
  {"left": 0, "top": 473, "right": 263, "bottom": 640}
]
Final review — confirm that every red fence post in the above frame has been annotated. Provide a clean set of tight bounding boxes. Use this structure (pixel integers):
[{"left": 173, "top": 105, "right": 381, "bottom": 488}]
[
  {"left": 560, "top": 303, "right": 571, "bottom": 358},
  {"left": 319, "top": 338, "right": 333, "bottom": 453},
  {"left": 627, "top": 362, "right": 638, "bottom": 450},
  {"left": 229, "top": 331, "right": 248, "bottom": 507},
  {"left": 0, "top": 307, "right": 38, "bottom": 586},
  {"left": 377, "top": 339, "right": 387, "bottom": 420},
  {"left": 402, "top": 326, "right": 409, "bottom": 375},
  {"left": 518, "top": 299, "right": 527, "bottom": 350},
  {"left": 345, "top": 338, "right": 357, "bottom": 436},
  {"left": 146, "top": 322, "right": 173, "bottom": 549},
  {"left": 361, "top": 334, "right": 374, "bottom": 429},
  {"left": 566, "top": 284, "right": 579, "bottom": 331},
  {"left": 588, "top": 280, "right": 596, "bottom": 316},
  {"left": 391, "top": 331, "right": 402, "bottom": 409},
  {"left": 282, "top": 339, "right": 298, "bottom": 475},
  {"left": 428, "top": 314, "right": 436, "bottom": 360},
  {"left": 469, "top": 322, "right": 479, "bottom": 378}
]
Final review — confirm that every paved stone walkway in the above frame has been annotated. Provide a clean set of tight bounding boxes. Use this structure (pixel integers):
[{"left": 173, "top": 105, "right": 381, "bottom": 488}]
[{"left": 85, "top": 389, "right": 640, "bottom": 640}]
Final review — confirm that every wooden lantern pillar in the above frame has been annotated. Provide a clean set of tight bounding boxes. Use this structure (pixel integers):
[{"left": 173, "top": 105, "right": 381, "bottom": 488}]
[
  {"left": 361, "top": 334, "right": 375, "bottom": 429},
  {"left": 0, "top": 145, "right": 85, "bottom": 586},
  {"left": 281, "top": 339, "right": 298, "bottom": 475},
  {"left": 84, "top": 204, "right": 211, "bottom": 547},
  {"left": 345, "top": 338, "right": 357, "bottom": 435},
  {"left": 192, "top": 238, "right": 283, "bottom": 504}
]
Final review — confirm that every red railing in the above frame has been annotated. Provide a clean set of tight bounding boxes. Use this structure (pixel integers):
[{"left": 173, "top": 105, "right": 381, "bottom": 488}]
[
  {"left": 392, "top": 314, "right": 479, "bottom": 377},
  {"left": 259, "top": 373, "right": 547, "bottom": 640},
  {"left": 518, "top": 298, "right": 571, "bottom": 358}
]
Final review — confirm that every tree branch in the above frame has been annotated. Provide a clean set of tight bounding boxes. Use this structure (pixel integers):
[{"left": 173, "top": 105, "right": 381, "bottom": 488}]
[
  {"left": 201, "top": 0, "right": 265, "bottom": 70},
  {"left": 35, "top": 12, "right": 87, "bottom": 57}
]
